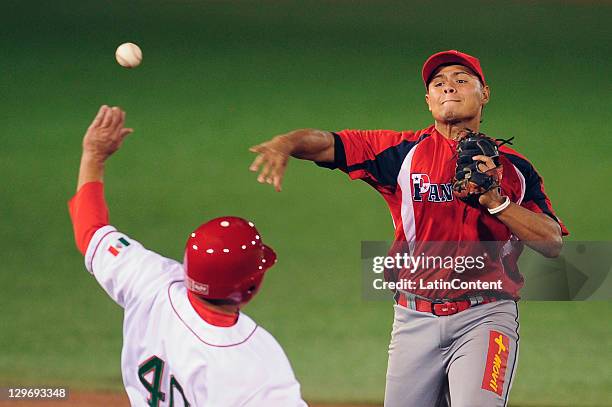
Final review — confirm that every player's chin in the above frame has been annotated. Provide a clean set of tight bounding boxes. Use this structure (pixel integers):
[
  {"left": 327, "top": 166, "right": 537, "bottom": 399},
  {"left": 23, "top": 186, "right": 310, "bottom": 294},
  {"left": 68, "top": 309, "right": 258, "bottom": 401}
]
[
  {"left": 440, "top": 108, "right": 474, "bottom": 124},
  {"left": 440, "top": 109, "right": 460, "bottom": 123}
]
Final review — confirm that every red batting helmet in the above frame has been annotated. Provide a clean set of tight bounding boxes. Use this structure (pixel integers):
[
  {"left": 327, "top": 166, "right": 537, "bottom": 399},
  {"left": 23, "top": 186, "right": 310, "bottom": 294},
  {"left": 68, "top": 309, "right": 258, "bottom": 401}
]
[{"left": 184, "top": 216, "right": 277, "bottom": 304}]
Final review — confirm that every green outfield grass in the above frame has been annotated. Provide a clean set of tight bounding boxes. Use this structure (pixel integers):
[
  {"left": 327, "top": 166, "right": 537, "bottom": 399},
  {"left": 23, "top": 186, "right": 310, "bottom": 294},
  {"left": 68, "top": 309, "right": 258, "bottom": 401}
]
[{"left": 1, "top": 1, "right": 611, "bottom": 405}]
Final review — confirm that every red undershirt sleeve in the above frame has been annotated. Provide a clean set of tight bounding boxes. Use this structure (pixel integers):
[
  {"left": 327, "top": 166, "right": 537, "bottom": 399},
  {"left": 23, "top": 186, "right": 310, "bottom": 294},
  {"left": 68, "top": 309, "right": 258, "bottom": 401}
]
[{"left": 68, "top": 181, "right": 110, "bottom": 255}]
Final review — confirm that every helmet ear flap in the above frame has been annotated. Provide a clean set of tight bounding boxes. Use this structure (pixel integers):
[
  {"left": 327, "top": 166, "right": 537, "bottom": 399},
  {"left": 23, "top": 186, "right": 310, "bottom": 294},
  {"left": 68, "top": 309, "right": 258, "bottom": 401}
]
[
  {"left": 237, "top": 245, "right": 275, "bottom": 303},
  {"left": 239, "top": 272, "right": 265, "bottom": 303},
  {"left": 263, "top": 245, "right": 277, "bottom": 270}
]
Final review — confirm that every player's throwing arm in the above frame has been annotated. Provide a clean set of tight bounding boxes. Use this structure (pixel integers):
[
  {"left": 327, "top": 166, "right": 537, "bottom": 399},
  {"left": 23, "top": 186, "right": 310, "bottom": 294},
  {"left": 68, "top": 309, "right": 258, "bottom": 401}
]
[{"left": 249, "top": 129, "right": 334, "bottom": 191}]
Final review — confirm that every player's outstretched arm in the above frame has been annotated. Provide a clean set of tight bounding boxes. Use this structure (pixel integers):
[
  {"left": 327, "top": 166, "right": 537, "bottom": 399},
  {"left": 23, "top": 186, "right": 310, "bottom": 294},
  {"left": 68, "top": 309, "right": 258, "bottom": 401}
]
[
  {"left": 249, "top": 129, "right": 334, "bottom": 192},
  {"left": 69, "top": 105, "right": 133, "bottom": 255},
  {"left": 77, "top": 105, "right": 134, "bottom": 191}
]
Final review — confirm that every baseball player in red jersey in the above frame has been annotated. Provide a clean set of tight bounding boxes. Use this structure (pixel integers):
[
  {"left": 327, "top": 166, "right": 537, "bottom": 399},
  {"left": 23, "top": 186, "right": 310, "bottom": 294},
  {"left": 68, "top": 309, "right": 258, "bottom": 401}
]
[
  {"left": 69, "top": 106, "right": 307, "bottom": 406},
  {"left": 249, "top": 50, "right": 568, "bottom": 406}
]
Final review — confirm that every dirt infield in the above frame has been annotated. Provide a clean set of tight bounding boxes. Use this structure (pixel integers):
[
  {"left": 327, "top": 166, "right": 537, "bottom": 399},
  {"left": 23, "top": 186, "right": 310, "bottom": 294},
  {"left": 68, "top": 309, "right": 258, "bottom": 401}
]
[{"left": 0, "top": 391, "right": 380, "bottom": 406}]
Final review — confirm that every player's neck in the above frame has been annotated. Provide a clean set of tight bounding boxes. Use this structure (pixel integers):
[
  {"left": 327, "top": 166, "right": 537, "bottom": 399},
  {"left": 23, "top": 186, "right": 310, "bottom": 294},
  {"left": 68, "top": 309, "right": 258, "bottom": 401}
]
[
  {"left": 197, "top": 296, "right": 239, "bottom": 315},
  {"left": 187, "top": 291, "right": 239, "bottom": 327},
  {"left": 205, "top": 302, "right": 240, "bottom": 315},
  {"left": 435, "top": 119, "right": 481, "bottom": 140}
]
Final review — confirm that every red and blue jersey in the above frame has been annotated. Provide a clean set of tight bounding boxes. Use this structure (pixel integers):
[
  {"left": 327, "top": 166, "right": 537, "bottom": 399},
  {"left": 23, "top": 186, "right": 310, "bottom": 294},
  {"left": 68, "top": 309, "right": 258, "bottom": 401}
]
[{"left": 317, "top": 125, "right": 568, "bottom": 299}]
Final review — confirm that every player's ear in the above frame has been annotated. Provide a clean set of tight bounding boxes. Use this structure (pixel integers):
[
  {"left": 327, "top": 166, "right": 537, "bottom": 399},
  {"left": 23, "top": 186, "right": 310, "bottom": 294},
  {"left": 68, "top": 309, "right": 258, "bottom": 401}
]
[
  {"left": 481, "top": 85, "right": 490, "bottom": 106},
  {"left": 425, "top": 92, "right": 432, "bottom": 112}
]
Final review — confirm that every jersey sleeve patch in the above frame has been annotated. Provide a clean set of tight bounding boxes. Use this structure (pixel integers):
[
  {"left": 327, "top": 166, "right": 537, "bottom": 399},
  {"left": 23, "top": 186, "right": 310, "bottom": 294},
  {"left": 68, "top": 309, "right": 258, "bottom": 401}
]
[
  {"left": 85, "top": 225, "right": 183, "bottom": 308},
  {"left": 85, "top": 225, "right": 119, "bottom": 274},
  {"left": 107, "top": 236, "right": 131, "bottom": 256}
]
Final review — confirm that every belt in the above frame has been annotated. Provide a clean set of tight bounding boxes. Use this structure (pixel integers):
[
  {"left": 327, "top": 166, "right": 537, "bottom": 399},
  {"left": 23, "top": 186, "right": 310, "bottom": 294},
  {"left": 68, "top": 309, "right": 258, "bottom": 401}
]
[{"left": 397, "top": 292, "right": 498, "bottom": 316}]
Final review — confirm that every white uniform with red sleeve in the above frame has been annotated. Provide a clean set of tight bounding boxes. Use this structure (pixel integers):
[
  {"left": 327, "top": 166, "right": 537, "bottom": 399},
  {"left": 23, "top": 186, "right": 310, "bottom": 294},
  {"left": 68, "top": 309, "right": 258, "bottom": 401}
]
[{"left": 71, "top": 183, "right": 306, "bottom": 406}]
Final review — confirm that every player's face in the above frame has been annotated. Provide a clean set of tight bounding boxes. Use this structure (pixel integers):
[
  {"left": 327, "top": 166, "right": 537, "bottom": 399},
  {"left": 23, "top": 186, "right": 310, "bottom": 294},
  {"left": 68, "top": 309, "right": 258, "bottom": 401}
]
[{"left": 425, "top": 65, "right": 490, "bottom": 124}]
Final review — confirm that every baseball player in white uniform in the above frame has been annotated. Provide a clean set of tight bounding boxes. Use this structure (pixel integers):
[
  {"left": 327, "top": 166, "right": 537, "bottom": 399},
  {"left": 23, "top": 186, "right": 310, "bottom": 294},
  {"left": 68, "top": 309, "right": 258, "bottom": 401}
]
[{"left": 68, "top": 105, "right": 307, "bottom": 406}]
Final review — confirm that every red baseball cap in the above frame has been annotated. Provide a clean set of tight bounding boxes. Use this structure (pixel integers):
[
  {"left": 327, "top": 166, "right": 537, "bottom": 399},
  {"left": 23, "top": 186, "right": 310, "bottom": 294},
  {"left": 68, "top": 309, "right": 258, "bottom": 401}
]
[{"left": 422, "top": 50, "right": 486, "bottom": 88}]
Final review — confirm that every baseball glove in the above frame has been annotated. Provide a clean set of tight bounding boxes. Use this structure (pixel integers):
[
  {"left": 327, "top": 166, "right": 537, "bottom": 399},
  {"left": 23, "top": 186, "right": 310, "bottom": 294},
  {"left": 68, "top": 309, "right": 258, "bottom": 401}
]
[{"left": 452, "top": 130, "right": 505, "bottom": 203}]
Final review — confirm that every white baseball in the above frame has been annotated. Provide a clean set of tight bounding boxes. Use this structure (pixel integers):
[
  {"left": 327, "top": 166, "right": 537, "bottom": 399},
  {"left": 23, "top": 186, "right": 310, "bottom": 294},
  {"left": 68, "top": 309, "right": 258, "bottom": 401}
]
[{"left": 115, "top": 43, "right": 143, "bottom": 68}]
